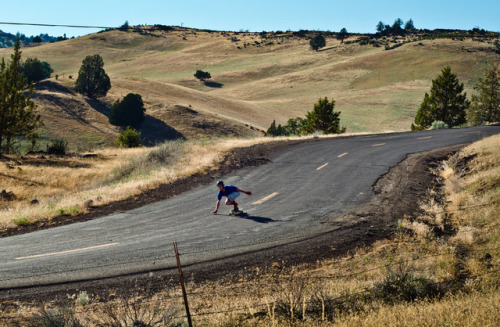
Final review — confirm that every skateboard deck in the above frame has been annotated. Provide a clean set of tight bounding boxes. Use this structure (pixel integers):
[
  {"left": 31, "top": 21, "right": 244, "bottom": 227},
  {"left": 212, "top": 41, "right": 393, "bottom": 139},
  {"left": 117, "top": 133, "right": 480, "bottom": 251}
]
[{"left": 228, "top": 210, "right": 248, "bottom": 217}]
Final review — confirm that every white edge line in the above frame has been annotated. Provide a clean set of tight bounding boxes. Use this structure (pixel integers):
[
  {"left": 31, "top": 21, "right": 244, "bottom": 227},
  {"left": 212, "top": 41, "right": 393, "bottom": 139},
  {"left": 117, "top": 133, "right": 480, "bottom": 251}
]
[
  {"left": 252, "top": 192, "right": 279, "bottom": 205},
  {"left": 15, "top": 242, "right": 119, "bottom": 260},
  {"left": 337, "top": 152, "right": 348, "bottom": 158}
]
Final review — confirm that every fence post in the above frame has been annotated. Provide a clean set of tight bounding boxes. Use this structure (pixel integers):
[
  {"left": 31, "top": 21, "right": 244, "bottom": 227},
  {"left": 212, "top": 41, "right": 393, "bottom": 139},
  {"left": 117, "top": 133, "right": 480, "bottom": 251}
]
[{"left": 173, "top": 241, "right": 193, "bottom": 327}]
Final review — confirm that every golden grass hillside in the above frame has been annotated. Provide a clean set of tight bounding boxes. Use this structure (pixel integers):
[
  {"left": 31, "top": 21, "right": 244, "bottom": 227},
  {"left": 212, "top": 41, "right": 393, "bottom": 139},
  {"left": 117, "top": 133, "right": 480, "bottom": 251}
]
[{"left": 0, "top": 27, "right": 498, "bottom": 149}]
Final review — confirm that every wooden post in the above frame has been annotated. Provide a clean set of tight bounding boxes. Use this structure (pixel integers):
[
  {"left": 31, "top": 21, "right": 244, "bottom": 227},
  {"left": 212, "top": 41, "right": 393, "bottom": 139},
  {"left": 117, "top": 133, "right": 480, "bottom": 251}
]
[{"left": 173, "top": 241, "right": 193, "bottom": 327}]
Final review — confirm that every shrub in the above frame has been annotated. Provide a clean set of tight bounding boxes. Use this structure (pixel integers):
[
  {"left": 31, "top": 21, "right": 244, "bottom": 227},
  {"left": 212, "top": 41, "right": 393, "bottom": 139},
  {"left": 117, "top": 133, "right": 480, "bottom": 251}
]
[
  {"left": 116, "top": 127, "right": 142, "bottom": 148},
  {"left": 273, "top": 280, "right": 306, "bottom": 320},
  {"left": 46, "top": 139, "right": 68, "bottom": 155},
  {"left": 78, "top": 291, "right": 90, "bottom": 306},
  {"left": 27, "top": 307, "right": 84, "bottom": 327},
  {"left": 371, "top": 262, "right": 443, "bottom": 303},
  {"left": 12, "top": 216, "right": 29, "bottom": 226},
  {"left": 90, "top": 296, "right": 182, "bottom": 327},
  {"left": 430, "top": 120, "right": 450, "bottom": 129},
  {"left": 309, "top": 288, "right": 367, "bottom": 321}
]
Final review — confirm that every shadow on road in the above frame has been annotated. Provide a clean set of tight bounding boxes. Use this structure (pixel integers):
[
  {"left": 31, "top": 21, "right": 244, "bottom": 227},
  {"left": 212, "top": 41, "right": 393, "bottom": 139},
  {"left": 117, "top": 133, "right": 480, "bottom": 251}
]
[
  {"left": 213, "top": 213, "right": 280, "bottom": 223},
  {"left": 235, "top": 215, "right": 280, "bottom": 224}
]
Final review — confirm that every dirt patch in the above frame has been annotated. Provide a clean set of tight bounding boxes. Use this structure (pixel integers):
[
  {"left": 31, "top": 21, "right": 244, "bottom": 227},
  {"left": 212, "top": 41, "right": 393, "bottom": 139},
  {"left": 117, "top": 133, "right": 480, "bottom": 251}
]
[{"left": 0, "top": 141, "right": 464, "bottom": 303}]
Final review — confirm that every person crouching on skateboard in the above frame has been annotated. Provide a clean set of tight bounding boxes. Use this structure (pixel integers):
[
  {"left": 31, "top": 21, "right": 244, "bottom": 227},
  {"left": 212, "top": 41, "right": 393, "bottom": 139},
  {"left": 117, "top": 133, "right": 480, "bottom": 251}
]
[{"left": 212, "top": 180, "right": 252, "bottom": 214}]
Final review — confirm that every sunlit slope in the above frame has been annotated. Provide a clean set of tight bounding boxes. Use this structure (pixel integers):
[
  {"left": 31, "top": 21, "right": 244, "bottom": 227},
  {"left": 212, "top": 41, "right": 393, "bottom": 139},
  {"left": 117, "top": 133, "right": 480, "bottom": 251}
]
[{"left": 1, "top": 27, "right": 497, "bottom": 139}]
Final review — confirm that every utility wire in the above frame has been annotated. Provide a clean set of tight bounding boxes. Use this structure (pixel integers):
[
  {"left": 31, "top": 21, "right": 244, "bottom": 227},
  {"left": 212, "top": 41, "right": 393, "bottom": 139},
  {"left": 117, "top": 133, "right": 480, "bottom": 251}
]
[{"left": 0, "top": 22, "right": 114, "bottom": 29}]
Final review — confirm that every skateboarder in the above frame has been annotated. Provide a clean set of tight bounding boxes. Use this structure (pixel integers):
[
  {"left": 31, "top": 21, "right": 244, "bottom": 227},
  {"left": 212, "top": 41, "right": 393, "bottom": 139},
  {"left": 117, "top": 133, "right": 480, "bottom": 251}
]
[{"left": 212, "top": 180, "right": 252, "bottom": 214}]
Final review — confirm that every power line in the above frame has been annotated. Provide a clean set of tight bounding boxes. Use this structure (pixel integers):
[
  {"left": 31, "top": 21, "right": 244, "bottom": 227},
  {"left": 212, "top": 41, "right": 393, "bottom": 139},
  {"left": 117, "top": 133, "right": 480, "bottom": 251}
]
[{"left": 0, "top": 21, "right": 114, "bottom": 30}]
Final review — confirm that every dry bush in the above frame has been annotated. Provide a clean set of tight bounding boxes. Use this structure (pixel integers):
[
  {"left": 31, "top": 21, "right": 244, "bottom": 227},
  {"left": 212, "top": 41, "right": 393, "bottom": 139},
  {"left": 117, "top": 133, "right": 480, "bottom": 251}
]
[
  {"left": 87, "top": 296, "right": 182, "bottom": 327},
  {"left": 26, "top": 307, "right": 84, "bottom": 327},
  {"left": 370, "top": 261, "right": 443, "bottom": 304}
]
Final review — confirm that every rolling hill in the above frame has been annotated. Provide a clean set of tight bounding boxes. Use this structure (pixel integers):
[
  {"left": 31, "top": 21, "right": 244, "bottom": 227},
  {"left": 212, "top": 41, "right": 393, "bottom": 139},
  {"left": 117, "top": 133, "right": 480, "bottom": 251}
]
[{"left": 0, "top": 26, "right": 498, "bottom": 149}]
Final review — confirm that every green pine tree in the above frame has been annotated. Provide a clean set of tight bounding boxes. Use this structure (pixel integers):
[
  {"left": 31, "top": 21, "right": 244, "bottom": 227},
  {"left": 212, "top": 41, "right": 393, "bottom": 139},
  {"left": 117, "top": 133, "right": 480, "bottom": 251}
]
[
  {"left": 467, "top": 66, "right": 500, "bottom": 125},
  {"left": 266, "top": 120, "right": 278, "bottom": 136},
  {"left": 304, "top": 97, "right": 346, "bottom": 134},
  {"left": 413, "top": 66, "right": 469, "bottom": 129},
  {"left": 0, "top": 38, "right": 42, "bottom": 154}
]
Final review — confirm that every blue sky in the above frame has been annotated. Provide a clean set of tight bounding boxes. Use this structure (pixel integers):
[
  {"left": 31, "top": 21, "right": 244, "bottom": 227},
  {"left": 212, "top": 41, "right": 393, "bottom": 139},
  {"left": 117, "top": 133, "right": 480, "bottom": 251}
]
[{"left": 1, "top": 0, "right": 498, "bottom": 38}]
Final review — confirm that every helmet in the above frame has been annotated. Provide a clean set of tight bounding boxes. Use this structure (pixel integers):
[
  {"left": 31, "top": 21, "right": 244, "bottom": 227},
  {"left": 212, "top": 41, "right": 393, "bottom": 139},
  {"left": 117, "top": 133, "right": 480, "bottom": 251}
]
[{"left": 216, "top": 180, "right": 224, "bottom": 186}]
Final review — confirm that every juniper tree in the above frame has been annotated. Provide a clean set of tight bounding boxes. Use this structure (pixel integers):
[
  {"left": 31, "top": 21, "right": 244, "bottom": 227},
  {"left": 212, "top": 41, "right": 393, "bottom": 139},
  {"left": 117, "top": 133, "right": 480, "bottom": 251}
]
[
  {"left": 75, "top": 54, "right": 111, "bottom": 98},
  {"left": 194, "top": 70, "right": 211, "bottom": 81},
  {"left": 109, "top": 93, "right": 146, "bottom": 129},
  {"left": 337, "top": 28, "right": 348, "bottom": 43},
  {"left": 21, "top": 58, "right": 53, "bottom": 84},
  {"left": 304, "top": 97, "right": 346, "bottom": 134},
  {"left": 310, "top": 34, "right": 326, "bottom": 51}
]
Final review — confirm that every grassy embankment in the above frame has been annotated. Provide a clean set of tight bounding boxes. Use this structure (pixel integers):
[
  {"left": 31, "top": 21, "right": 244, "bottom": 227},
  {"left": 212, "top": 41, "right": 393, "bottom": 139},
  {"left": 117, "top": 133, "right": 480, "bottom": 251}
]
[{"left": 4, "top": 133, "right": 499, "bottom": 326}]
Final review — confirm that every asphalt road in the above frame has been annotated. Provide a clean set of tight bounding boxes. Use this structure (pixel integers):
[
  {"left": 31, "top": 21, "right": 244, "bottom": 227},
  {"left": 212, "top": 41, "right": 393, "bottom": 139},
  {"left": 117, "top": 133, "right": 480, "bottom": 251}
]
[{"left": 1, "top": 126, "right": 499, "bottom": 289}]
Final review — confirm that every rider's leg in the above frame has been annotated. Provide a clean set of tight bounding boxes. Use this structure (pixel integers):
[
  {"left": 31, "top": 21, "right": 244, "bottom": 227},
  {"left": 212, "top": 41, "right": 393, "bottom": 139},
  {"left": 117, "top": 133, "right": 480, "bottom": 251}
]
[{"left": 226, "top": 197, "right": 239, "bottom": 211}]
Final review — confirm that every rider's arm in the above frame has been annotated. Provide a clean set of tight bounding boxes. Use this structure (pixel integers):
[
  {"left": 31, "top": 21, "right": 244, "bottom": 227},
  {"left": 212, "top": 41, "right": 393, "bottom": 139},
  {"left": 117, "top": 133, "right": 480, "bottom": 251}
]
[
  {"left": 236, "top": 188, "right": 252, "bottom": 196},
  {"left": 213, "top": 200, "right": 221, "bottom": 213}
]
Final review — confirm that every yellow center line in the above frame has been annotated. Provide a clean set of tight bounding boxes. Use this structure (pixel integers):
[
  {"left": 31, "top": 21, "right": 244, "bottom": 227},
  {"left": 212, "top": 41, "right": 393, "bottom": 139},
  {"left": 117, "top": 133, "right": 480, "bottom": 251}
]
[
  {"left": 337, "top": 152, "right": 348, "bottom": 158},
  {"left": 15, "top": 242, "right": 119, "bottom": 260},
  {"left": 372, "top": 143, "right": 386, "bottom": 147},
  {"left": 466, "top": 131, "right": 481, "bottom": 134},
  {"left": 252, "top": 192, "right": 279, "bottom": 205},
  {"left": 418, "top": 136, "right": 432, "bottom": 140},
  {"left": 316, "top": 163, "right": 329, "bottom": 170}
]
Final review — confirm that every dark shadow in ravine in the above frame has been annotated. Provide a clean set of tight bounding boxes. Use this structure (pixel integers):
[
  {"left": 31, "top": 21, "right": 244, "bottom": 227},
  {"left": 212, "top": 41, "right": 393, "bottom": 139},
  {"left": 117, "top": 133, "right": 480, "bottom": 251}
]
[
  {"left": 85, "top": 98, "right": 111, "bottom": 116},
  {"left": 139, "top": 115, "right": 185, "bottom": 145}
]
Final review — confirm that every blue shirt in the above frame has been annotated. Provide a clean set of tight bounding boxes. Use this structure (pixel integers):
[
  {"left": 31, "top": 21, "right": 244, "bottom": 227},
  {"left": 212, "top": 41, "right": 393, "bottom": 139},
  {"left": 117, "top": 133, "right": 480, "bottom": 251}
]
[{"left": 217, "top": 185, "right": 238, "bottom": 200}]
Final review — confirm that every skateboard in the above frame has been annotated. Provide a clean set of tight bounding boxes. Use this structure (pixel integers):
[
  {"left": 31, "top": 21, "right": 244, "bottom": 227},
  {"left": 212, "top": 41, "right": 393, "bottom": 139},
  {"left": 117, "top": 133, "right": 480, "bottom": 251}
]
[{"left": 228, "top": 210, "right": 248, "bottom": 217}]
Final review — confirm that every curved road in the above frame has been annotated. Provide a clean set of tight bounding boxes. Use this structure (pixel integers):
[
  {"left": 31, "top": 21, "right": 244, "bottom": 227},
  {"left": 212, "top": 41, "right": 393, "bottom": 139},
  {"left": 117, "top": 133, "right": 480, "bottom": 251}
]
[{"left": 1, "top": 126, "right": 499, "bottom": 289}]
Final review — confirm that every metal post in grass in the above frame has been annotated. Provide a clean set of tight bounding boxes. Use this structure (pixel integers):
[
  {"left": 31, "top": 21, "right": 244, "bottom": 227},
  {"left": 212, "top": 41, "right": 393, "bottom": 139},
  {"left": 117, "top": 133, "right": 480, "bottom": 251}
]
[{"left": 173, "top": 241, "right": 193, "bottom": 327}]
